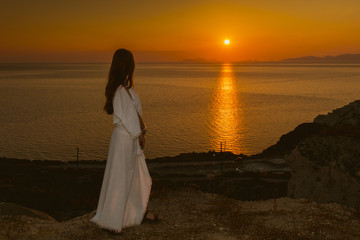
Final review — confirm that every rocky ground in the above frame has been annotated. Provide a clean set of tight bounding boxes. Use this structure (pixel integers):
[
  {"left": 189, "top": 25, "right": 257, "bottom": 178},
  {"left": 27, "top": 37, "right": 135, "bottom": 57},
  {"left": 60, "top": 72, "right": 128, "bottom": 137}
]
[{"left": 1, "top": 188, "right": 360, "bottom": 240}]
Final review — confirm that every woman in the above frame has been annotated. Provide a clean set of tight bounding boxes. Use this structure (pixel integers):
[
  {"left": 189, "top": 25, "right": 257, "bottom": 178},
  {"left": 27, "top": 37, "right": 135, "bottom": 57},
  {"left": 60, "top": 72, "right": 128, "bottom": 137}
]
[{"left": 91, "top": 49, "right": 152, "bottom": 233}]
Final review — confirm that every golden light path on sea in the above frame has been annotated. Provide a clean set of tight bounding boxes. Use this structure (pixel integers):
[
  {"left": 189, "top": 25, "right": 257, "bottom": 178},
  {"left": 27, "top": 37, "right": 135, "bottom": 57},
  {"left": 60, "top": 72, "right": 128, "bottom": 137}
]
[{"left": 209, "top": 63, "right": 248, "bottom": 155}]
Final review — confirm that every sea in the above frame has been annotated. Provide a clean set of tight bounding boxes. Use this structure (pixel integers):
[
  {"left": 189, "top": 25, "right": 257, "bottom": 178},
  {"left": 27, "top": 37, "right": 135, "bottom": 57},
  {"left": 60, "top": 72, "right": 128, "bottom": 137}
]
[{"left": 0, "top": 62, "right": 359, "bottom": 161}]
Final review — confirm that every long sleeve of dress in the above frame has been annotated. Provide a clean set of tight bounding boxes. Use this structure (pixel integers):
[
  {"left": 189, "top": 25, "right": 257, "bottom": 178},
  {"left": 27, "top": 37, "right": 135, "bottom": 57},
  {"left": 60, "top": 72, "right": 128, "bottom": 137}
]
[
  {"left": 130, "top": 88, "right": 143, "bottom": 116},
  {"left": 113, "top": 87, "right": 142, "bottom": 139}
]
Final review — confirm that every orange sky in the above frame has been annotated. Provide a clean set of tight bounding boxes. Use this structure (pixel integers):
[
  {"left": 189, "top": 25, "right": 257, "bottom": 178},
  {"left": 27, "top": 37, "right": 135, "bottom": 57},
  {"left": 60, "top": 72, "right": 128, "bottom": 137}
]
[{"left": 1, "top": 0, "right": 360, "bottom": 62}]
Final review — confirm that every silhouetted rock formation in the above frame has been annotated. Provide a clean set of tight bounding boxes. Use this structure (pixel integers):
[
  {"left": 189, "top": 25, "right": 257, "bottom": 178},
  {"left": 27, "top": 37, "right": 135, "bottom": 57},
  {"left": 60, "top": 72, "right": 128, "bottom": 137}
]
[
  {"left": 260, "top": 123, "right": 324, "bottom": 157},
  {"left": 260, "top": 100, "right": 360, "bottom": 157},
  {"left": 286, "top": 136, "right": 360, "bottom": 208},
  {"left": 285, "top": 100, "right": 360, "bottom": 207},
  {"left": 314, "top": 100, "right": 360, "bottom": 126}
]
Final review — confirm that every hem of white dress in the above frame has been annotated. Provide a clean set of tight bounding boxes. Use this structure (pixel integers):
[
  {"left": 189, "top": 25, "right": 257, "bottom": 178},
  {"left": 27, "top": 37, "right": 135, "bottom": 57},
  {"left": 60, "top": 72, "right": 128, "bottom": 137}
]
[
  {"left": 91, "top": 181, "right": 153, "bottom": 232},
  {"left": 139, "top": 178, "right": 153, "bottom": 225},
  {"left": 90, "top": 218, "right": 124, "bottom": 233}
]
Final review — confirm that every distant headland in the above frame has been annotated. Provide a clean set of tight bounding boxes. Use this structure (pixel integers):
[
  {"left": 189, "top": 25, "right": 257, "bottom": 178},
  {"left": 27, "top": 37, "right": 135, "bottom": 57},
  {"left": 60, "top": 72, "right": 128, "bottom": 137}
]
[{"left": 280, "top": 53, "right": 360, "bottom": 63}]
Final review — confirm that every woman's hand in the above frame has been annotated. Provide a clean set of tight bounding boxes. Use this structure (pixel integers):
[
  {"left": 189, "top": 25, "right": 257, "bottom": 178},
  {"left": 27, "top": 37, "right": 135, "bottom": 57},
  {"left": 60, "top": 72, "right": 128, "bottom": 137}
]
[{"left": 139, "top": 134, "right": 145, "bottom": 149}]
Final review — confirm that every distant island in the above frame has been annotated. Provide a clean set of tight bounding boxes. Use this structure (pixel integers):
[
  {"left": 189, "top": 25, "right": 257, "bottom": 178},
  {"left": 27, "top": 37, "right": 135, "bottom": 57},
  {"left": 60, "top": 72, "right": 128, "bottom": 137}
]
[{"left": 281, "top": 53, "right": 360, "bottom": 63}]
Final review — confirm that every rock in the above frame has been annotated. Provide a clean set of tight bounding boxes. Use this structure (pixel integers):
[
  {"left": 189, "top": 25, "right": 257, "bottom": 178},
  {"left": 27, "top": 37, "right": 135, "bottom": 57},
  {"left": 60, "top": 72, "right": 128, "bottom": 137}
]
[
  {"left": 286, "top": 136, "right": 360, "bottom": 208},
  {"left": 260, "top": 100, "right": 360, "bottom": 158},
  {"left": 285, "top": 100, "right": 360, "bottom": 207},
  {"left": 0, "top": 202, "right": 55, "bottom": 221},
  {"left": 314, "top": 100, "right": 360, "bottom": 126},
  {"left": 260, "top": 122, "right": 324, "bottom": 157}
]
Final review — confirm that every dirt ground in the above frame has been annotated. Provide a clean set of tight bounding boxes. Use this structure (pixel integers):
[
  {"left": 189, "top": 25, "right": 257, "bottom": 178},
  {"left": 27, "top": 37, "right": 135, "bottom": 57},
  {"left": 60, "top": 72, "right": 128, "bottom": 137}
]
[{"left": 1, "top": 188, "right": 360, "bottom": 240}]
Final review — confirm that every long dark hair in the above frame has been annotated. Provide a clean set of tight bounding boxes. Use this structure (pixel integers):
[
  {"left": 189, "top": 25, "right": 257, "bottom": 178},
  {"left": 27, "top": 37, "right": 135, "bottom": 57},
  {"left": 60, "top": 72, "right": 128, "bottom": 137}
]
[{"left": 104, "top": 49, "right": 135, "bottom": 114}]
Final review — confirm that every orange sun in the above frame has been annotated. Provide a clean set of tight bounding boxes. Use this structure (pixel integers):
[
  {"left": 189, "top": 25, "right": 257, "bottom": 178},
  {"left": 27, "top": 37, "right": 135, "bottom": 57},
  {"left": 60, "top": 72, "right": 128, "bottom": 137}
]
[{"left": 224, "top": 39, "right": 230, "bottom": 45}]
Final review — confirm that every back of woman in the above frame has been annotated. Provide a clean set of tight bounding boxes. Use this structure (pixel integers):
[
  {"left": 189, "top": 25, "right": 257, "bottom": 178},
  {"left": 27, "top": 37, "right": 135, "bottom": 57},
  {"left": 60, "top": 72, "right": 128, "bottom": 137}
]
[{"left": 91, "top": 49, "right": 152, "bottom": 233}]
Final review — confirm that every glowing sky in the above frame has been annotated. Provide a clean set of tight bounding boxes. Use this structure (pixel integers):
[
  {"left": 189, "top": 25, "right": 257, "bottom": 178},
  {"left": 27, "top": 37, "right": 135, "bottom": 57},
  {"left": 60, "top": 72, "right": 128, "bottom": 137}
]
[{"left": 1, "top": 0, "right": 360, "bottom": 62}]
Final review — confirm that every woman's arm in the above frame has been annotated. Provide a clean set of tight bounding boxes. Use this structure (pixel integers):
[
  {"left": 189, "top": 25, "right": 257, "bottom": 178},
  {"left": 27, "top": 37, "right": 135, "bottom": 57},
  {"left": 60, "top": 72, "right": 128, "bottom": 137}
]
[
  {"left": 138, "top": 113, "right": 146, "bottom": 149},
  {"left": 137, "top": 113, "right": 146, "bottom": 134}
]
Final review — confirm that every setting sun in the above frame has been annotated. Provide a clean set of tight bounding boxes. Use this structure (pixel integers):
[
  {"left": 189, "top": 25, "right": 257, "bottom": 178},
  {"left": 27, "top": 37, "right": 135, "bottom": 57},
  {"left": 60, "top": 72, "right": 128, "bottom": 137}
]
[{"left": 1, "top": 0, "right": 360, "bottom": 63}]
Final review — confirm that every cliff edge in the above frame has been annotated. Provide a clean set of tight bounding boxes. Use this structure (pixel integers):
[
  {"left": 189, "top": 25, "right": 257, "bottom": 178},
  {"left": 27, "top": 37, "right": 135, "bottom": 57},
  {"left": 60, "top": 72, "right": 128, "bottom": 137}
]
[{"left": 286, "top": 100, "right": 360, "bottom": 208}]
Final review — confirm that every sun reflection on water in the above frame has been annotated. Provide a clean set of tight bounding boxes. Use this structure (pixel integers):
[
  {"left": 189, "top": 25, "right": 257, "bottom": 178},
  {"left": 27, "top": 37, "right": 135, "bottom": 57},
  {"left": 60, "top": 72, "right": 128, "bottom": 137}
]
[{"left": 209, "top": 63, "right": 247, "bottom": 154}]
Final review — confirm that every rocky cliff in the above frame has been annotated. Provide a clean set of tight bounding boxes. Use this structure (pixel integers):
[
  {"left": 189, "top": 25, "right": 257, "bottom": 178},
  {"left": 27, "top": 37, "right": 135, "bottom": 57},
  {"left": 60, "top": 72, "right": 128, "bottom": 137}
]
[
  {"left": 314, "top": 100, "right": 360, "bottom": 126},
  {"left": 286, "top": 100, "right": 360, "bottom": 207}
]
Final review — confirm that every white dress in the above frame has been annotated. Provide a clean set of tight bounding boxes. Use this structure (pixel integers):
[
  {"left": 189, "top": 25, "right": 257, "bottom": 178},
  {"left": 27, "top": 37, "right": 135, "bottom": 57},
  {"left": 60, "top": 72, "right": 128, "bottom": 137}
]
[{"left": 91, "top": 86, "right": 152, "bottom": 232}]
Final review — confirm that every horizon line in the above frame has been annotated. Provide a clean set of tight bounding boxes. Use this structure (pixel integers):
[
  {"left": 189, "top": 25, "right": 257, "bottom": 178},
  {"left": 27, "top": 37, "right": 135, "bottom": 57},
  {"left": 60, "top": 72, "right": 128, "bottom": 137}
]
[{"left": 1, "top": 53, "right": 360, "bottom": 65}]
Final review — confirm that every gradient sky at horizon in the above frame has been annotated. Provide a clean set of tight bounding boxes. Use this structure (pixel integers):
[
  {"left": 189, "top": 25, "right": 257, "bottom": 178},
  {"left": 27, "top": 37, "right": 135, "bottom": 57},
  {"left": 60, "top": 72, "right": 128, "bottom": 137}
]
[{"left": 1, "top": 0, "right": 360, "bottom": 62}]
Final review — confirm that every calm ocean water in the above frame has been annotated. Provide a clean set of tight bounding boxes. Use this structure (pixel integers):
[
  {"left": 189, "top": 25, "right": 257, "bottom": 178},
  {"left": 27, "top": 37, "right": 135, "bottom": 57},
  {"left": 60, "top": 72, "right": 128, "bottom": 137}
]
[{"left": 0, "top": 63, "right": 359, "bottom": 161}]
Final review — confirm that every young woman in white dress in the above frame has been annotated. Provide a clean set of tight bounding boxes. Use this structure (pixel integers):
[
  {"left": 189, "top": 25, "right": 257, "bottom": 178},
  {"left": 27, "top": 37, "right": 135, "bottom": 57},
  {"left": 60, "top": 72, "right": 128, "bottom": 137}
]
[{"left": 91, "top": 49, "right": 153, "bottom": 233}]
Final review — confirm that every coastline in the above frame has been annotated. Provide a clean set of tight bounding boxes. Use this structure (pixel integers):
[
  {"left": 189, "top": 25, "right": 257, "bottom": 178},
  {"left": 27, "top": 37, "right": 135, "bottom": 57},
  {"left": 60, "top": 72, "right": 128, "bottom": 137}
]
[{"left": 2, "top": 99, "right": 360, "bottom": 239}]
